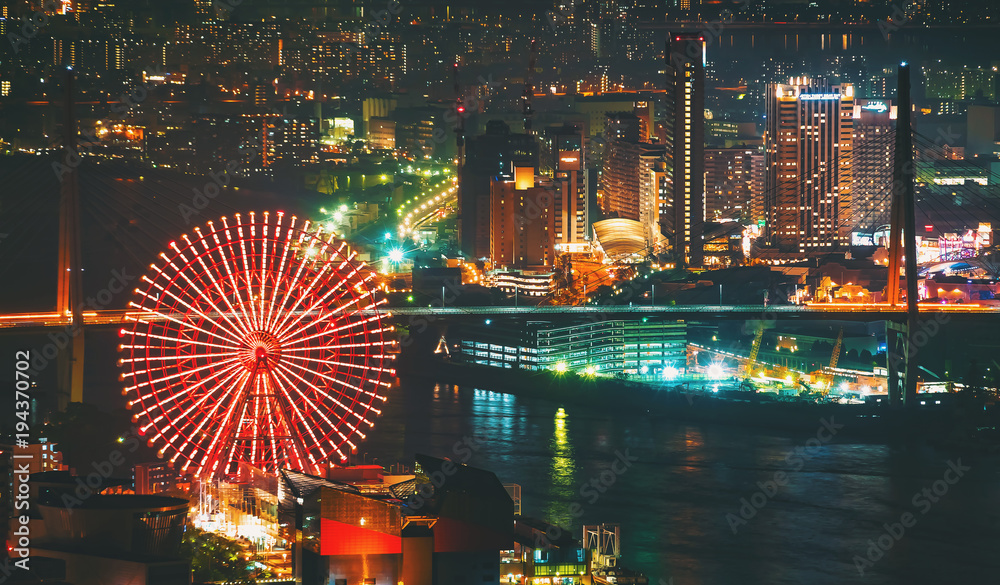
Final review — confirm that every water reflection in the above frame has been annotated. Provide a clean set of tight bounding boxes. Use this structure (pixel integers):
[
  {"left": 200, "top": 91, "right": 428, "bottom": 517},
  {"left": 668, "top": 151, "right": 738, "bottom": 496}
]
[
  {"left": 362, "top": 378, "right": 1000, "bottom": 583},
  {"left": 545, "top": 407, "right": 578, "bottom": 527}
]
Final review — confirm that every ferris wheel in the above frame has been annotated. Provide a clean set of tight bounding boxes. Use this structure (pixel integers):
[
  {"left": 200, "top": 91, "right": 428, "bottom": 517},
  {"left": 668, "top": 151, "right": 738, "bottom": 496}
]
[{"left": 118, "top": 211, "right": 395, "bottom": 480}]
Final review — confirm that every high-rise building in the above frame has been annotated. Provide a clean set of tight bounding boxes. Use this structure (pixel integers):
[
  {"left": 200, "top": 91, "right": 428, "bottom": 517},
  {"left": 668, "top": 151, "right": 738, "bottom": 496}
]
[
  {"left": 600, "top": 112, "right": 641, "bottom": 221},
  {"left": 638, "top": 147, "right": 667, "bottom": 246},
  {"left": 543, "top": 124, "right": 589, "bottom": 250},
  {"left": 665, "top": 33, "right": 706, "bottom": 266},
  {"left": 765, "top": 77, "right": 854, "bottom": 253},
  {"left": 489, "top": 168, "right": 556, "bottom": 269},
  {"left": 600, "top": 131, "right": 663, "bottom": 224},
  {"left": 705, "top": 147, "right": 764, "bottom": 222},
  {"left": 647, "top": 159, "right": 671, "bottom": 243},
  {"left": 460, "top": 121, "right": 539, "bottom": 260},
  {"left": 851, "top": 99, "right": 897, "bottom": 237}
]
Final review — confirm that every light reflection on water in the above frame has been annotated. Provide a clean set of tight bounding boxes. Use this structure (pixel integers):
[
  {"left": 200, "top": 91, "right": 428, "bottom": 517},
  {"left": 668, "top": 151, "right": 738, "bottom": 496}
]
[
  {"left": 361, "top": 378, "right": 1000, "bottom": 584},
  {"left": 546, "top": 407, "right": 578, "bottom": 528}
]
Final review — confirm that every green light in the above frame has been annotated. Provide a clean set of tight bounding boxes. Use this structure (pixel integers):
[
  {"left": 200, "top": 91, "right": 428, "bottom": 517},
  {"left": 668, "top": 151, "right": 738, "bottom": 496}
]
[
  {"left": 555, "top": 362, "right": 567, "bottom": 373},
  {"left": 407, "top": 295, "right": 413, "bottom": 302}
]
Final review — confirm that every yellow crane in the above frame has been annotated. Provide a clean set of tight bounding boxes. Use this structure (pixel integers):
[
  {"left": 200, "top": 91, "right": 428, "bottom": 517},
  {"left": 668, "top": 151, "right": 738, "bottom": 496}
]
[
  {"left": 814, "top": 327, "right": 844, "bottom": 395},
  {"left": 829, "top": 327, "right": 845, "bottom": 370},
  {"left": 743, "top": 323, "right": 766, "bottom": 377}
]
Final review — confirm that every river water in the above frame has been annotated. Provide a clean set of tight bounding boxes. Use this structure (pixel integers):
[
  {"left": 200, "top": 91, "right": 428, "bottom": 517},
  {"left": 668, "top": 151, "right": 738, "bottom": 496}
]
[
  {"left": 7, "top": 328, "right": 1000, "bottom": 583},
  {"left": 363, "top": 376, "right": 1000, "bottom": 584}
]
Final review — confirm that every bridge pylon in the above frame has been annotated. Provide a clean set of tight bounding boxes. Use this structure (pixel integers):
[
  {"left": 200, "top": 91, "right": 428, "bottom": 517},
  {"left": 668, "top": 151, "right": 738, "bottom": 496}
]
[
  {"left": 56, "top": 67, "right": 84, "bottom": 410},
  {"left": 885, "top": 62, "right": 919, "bottom": 409}
]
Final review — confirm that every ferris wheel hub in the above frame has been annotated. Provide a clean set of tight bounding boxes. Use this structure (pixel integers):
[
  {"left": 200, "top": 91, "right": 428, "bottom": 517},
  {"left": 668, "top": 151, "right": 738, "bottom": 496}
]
[{"left": 239, "top": 330, "right": 282, "bottom": 371}]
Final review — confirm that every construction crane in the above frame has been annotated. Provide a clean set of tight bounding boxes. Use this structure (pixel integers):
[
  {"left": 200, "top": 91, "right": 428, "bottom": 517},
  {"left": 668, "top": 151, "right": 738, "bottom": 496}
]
[
  {"left": 743, "top": 323, "right": 766, "bottom": 378},
  {"left": 829, "top": 327, "right": 844, "bottom": 370},
  {"left": 811, "top": 327, "right": 844, "bottom": 395},
  {"left": 521, "top": 39, "right": 538, "bottom": 134}
]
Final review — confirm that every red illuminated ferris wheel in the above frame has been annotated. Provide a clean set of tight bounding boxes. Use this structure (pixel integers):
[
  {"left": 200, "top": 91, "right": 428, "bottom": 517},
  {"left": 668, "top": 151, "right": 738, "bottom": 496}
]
[{"left": 118, "top": 211, "right": 395, "bottom": 480}]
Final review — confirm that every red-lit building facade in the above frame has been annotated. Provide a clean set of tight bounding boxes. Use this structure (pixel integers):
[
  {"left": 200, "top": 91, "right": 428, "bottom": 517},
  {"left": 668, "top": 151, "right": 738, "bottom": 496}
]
[{"left": 289, "top": 455, "right": 514, "bottom": 585}]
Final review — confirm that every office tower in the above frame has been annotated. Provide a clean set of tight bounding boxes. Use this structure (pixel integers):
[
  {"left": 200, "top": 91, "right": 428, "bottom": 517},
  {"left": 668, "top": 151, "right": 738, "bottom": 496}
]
[
  {"left": 665, "top": 33, "right": 706, "bottom": 266},
  {"left": 748, "top": 152, "right": 766, "bottom": 225},
  {"left": 600, "top": 113, "right": 641, "bottom": 220},
  {"left": 600, "top": 112, "right": 664, "bottom": 224},
  {"left": 648, "top": 160, "right": 671, "bottom": 243},
  {"left": 705, "top": 147, "right": 764, "bottom": 222},
  {"left": 765, "top": 77, "right": 854, "bottom": 253},
  {"left": 852, "top": 99, "right": 897, "bottom": 236},
  {"left": 460, "top": 121, "right": 539, "bottom": 259},
  {"left": 543, "top": 124, "right": 589, "bottom": 251},
  {"left": 489, "top": 168, "right": 555, "bottom": 269},
  {"left": 639, "top": 152, "right": 667, "bottom": 247}
]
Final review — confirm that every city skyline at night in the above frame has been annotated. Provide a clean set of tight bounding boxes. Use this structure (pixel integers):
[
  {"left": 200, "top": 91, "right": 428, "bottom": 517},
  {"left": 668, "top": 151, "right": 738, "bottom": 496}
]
[{"left": 2, "top": 0, "right": 1000, "bottom": 583}]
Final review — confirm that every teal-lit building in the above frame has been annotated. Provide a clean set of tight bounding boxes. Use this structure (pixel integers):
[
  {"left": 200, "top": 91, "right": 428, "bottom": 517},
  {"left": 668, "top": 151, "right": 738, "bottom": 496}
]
[{"left": 456, "top": 318, "right": 686, "bottom": 377}]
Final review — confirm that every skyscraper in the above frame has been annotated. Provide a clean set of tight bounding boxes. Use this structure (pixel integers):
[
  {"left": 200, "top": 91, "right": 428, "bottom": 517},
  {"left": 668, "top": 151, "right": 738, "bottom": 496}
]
[
  {"left": 460, "top": 121, "right": 539, "bottom": 259},
  {"left": 544, "top": 124, "right": 589, "bottom": 251},
  {"left": 600, "top": 113, "right": 664, "bottom": 226},
  {"left": 600, "top": 112, "right": 642, "bottom": 220},
  {"left": 765, "top": 77, "right": 854, "bottom": 253},
  {"left": 851, "top": 99, "right": 896, "bottom": 238},
  {"left": 705, "top": 147, "right": 764, "bottom": 222},
  {"left": 489, "top": 168, "right": 555, "bottom": 269},
  {"left": 639, "top": 151, "right": 668, "bottom": 247},
  {"left": 665, "top": 34, "right": 705, "bottom": 266}
]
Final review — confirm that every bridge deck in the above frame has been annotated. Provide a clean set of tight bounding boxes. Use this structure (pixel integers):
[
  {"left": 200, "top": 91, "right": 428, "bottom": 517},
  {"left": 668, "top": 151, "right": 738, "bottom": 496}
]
[{"left": 0, "top": 303, "right": 992, "bottom": 330}]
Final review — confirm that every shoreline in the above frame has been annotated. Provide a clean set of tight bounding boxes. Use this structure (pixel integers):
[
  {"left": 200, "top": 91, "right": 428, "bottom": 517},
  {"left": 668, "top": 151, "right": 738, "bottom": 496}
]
[{"left": 397, "top": 358, "right": 997, "bottom": 443}]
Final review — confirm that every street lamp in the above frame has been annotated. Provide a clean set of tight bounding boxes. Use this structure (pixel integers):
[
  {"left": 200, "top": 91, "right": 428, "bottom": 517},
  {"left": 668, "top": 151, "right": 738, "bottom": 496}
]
[
  {"left": 719, "top": 283, "right": 723, "bottom": 306},
  {"left": 651, "top": 284, "right": 655, "bottom": 306}
]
